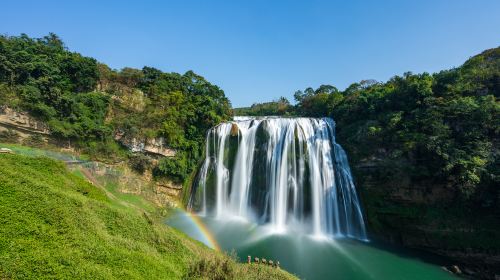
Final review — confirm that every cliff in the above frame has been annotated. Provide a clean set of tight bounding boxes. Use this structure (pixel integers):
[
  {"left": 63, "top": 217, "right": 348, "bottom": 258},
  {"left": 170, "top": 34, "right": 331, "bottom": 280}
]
[
  {"left": 349, "top": 153, "right": 500, "bottom": 279},
  {"left": 0, "top": 106, "right": 50, "bottom": 136},
  {"left": 114, "top": 131, "right": 176, "bottom": 157}
]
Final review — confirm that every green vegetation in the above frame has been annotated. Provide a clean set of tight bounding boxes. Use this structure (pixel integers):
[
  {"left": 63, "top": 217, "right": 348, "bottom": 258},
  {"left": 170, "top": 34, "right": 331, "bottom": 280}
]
[
  {"left": 1, "top": 32, "right": 497, "bottom": 276},
  {"left": 0, "top": 33, "right": 106, "bottom": 140},
  {"left": 237, "top": 48, "right": 499, "bottom": 202},
  {"left": 101, "top": 66, "right": 232, "bottom": 182},
  {"left": 0, "top": 153, "right": 296, "bottom": 279},
  {"left": 0, "top": 33, "right": 232, "bottom": 183},
  {"left": 234, "top": 97, "right": 293, "bottom": 116}
]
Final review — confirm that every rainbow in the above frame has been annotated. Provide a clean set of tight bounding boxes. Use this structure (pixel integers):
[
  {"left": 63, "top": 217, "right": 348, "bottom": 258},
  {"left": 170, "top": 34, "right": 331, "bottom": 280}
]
[{"left": 180, "top": 209, "right": 221, "bottom": 251}]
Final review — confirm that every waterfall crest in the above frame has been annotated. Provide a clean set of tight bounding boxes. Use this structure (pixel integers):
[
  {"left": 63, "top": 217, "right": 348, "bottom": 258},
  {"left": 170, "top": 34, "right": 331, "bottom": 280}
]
[{"left": 189, "top": 116, "right": 367, "bottom": 240}]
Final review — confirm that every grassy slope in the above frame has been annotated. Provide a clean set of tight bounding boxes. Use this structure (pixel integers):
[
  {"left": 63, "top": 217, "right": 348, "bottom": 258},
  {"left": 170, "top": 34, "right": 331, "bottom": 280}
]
[{"left": 0, "top": 153, "right": 296, "bottom": 280}]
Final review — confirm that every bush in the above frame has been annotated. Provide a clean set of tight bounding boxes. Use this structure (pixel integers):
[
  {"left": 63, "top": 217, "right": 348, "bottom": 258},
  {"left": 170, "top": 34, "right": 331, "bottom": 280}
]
[
  {"left": 0, "top": 129, "right": 20, "bottom": 143},
  {"left": 82, "top": 140, "right": 126, "bottom": 162},
  {"left": 129, "top": 153, "right": 152, "bottom": 174},
  {"left": 22, "top": 134, "right": 45, "bottom": 147},
  {"left": 154, "top": 152, "right": 188, "bottom": 182}
]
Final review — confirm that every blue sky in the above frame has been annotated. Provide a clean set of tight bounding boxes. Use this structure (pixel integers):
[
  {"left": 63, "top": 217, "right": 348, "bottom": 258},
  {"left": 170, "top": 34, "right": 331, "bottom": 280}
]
[{"left": 2, "top": 0, "right": 499, "bottom": 107}]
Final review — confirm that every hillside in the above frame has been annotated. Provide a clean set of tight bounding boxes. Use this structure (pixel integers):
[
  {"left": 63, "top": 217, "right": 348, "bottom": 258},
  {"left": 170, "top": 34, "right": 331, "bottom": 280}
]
[
  {"left": 0, "top": 33, "right": 232, "bottom": 186},
  {"left": 0, "top": 152, "right": 297, "bottom": 280}
]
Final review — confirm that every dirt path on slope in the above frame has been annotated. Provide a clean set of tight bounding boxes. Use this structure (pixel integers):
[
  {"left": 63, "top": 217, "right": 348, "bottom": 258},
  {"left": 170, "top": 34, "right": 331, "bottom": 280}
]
[{"left": 77, "top": 166, "right": 143, "bottom": 211}]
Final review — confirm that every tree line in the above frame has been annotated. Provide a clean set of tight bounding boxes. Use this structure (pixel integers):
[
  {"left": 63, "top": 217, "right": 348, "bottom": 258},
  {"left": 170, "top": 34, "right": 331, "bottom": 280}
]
[{"left": 236, "top": 48, "right": 499, "bottom": 201}]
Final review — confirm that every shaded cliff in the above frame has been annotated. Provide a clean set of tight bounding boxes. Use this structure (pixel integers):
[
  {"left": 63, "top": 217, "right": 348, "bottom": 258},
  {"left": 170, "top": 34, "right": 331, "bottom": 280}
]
[{"left": 331, "top": 48, "right": 500, "bottom": 278}]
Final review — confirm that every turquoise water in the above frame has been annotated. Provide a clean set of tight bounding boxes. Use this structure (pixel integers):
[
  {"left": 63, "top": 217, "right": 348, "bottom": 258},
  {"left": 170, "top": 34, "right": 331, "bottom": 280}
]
[{"left": 167, "top": 211, "right": 456, "bottom": 280}]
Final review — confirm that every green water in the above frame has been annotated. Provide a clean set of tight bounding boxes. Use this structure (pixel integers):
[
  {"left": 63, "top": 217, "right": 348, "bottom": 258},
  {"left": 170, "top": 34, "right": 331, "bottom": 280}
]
[{"left": 167, "top": 211, "right": 456, "bottom": 280}]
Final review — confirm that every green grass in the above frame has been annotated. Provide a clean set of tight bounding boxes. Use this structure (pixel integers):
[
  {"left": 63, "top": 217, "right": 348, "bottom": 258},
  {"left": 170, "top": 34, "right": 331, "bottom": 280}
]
[
  {"left": 0, "top": 142, "right": 79, "bottom": 161},
  {"left": 2, "top": 141, "right": 161, "bottom": 213},
  {"left": 0, "top": 153, "right": 297, "bottom": 279},
  {"left": 101, "top": 180, "right": 158, "bottom": 213}
]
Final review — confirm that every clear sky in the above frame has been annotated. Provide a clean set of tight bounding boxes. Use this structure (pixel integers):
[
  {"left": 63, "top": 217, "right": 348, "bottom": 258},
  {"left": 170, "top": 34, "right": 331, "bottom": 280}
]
[{"left": 2, "top": 0, "right": 499, "bottom": 107}]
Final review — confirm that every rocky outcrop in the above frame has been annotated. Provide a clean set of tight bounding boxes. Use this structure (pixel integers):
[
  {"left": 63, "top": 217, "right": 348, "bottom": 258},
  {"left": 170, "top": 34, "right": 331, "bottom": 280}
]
[
  {"left": 114, "top": 131, "right": 176, "bottom": 157},
  {"left": 155, "top": 180, "right": 183, "bottom": 207},
  {"left": 0, "top": 148, "right": 13, "bottom": 154},
  {"left": 0, "top": 106, "right": 50, "bottom": 136},
  {"left": 70, "top": 160, "right": 182, "bottom": 207}
]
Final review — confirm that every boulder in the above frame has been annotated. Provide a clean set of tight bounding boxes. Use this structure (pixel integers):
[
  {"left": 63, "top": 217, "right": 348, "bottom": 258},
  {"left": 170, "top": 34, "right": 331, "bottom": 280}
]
[
  {"left": 114, "top": 132, "right": 175, "bottom": 157},
  {"left": 0, "top": 148, "right": 13, "bottom": 154},
  {"left": 451, "top": 265, "right": 462, "bottom": 274}
]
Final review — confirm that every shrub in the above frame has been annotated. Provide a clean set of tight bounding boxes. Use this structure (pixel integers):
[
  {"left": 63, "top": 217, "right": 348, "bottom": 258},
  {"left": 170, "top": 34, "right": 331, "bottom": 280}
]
[
  {"left": 0, "top": 129, "right": 20, "bottom": 143},
  {"left": 184, "top": 252, "right": 236, "bottom": 280},
  {"left": 22, "top": 134, "right": 45, "bottom": 147},
  {"left": 154, "top": 152, "right": 188, "bottom": 182},
  {"left": 129, "top": 153, "right": 152, "bottom": 174}
]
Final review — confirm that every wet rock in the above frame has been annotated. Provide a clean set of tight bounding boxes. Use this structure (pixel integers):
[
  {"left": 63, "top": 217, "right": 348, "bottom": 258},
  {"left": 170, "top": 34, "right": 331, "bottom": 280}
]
[
  {"left": 230, "top": 122, "right": 239, "bottom": 136},
  {"left": 450, "top": 265, "right": 462, "bottom": 274},
  {"left": 463, "top": 267, "right": 475, "bottom": 276},
  {"left": 442, "top": 266, "right": 452, "bottom": 274}
]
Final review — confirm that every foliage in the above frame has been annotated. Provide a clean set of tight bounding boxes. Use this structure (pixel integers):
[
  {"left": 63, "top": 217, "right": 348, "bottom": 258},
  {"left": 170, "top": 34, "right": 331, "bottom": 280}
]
[
  {"left": 0, "top": 33, "right": 109, "bottom": 141},
  {"left": 81, "top": 139, "right": 126, "bottom": 163},
  {"left": 155, "top": 152, "right": 189, "bottom": 182},
  {"left": 234, "top": 97, "right": 293, "bottom": 116},
  {"left": 0, "top": 34, "right": 233, "bottom": 183},
  {"left": 259, "top": 49, "right": 499, "bottom": 201},
  {"left": 22, "top": 134, "right": 45, "bottom": 147},
  {"left": 330, "top": 50, "right": 498, "bottom": 200},
  {"left": 184, "top": 251, "right": 236, "bottom": 280},
  {"left": 104, "top": 67, "right": 232, "bottom": 181},
  {"left": 0, "top": 129, "right": 19, "bottom": 143},
  {"left": 128, "top": 153, "right": 152, "bottom": 174}
]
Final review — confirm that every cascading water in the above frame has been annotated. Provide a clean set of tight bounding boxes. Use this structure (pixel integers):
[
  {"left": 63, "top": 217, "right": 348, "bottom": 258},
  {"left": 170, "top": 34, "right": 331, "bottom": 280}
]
[{"left": 189, "top": 116, "right": 367, "bottom": 241}]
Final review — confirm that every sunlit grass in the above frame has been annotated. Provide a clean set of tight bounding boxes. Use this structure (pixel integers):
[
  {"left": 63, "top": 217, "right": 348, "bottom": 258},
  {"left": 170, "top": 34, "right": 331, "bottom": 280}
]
[{"left": 0, "top": 152, "right": 297, "bottom": 279}]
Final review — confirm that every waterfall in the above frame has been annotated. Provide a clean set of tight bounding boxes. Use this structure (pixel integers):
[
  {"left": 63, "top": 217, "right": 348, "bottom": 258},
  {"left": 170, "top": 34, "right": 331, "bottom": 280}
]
[{"left": 189, "top": 116, "right": 367, "bottom": 240}]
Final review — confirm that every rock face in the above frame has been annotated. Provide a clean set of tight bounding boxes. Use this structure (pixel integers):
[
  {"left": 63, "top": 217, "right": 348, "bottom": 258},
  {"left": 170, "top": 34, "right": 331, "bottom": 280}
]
[
  {"left": 114, "top": 131, "right": 176, "bottom": 157},
  {"left": 230, "top": 122, "right": 239, "bottom": 136},
  {"left": 352, "top": 157, "right": 500, "bottom": 279},
  {"left": 67, "top": 160, "right": 182, "bottom": 208},
  {"left": 155, "top": 180, "right": 182, "bottom": 207},
  {"left": 0, "top": 106, "right": 50, "bottom": 135},
  {"left": 0, "top": 148, "right": 13, "bottom": 154}
]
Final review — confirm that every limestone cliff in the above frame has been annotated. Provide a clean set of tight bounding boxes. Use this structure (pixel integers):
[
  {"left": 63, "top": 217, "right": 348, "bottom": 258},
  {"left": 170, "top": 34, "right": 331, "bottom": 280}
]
[
  {"left": 0, "top": 106, "right": 50, "bottom": 137},
  {"left": 351, "top": 155, "right": 500, "bottom": 279},
  {"left": 114, "top": 131, "right": 176, "bottom": 157}
]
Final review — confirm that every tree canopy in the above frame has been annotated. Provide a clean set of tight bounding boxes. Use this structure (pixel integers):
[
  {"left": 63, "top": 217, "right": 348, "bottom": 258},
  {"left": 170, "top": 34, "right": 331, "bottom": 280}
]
[
  {"left": 0, "top": 33, "right": 232, "bottom": 182},
  {"left": 235, "top": 47, "right": 499, "bottom": 200}
]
